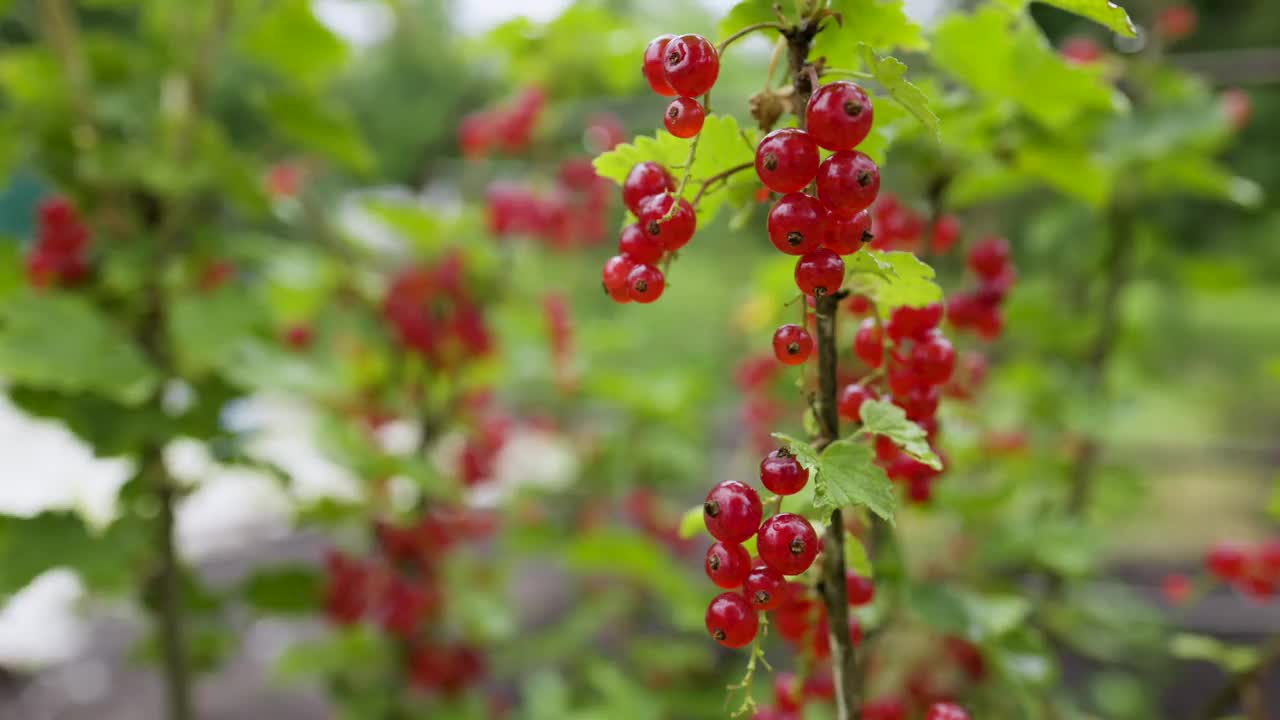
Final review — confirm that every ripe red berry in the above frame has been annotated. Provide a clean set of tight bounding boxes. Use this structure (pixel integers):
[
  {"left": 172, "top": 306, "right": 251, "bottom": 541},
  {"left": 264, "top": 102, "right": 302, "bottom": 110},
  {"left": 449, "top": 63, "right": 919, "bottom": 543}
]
[
  {"left": 824, "top": 209, "right": 872, "bottom": 255},
  {"left": 817, "top": 150, "right": 880, "bottom": 214},
  {"left": 1060, "top": 35, "right": 1103, "bottom": 64},
  {"left": 1206, "top": 541, "right": 1248, "bottom": 581},
  {"left": 795, "top": 248, "right": 845, "bottom": 297},
  {"left": 925, "top": 703, "right": 970, "bottom": 720},
  {"left": 755, "top": 129, "right": 820, "bottom": 194},
  {"left": 637, "top": 193, "right": 696, "bottom": 251},
  {"left": 1155, "top": 4, "right": 1197, "bottom": 41},
  {"left": 1162, "top": 573, "right": 1192, "bottom": 605},
  {"left": 664, "top": 97, "right": 705, "bottom": 138},
  {"left": 705, "top": 541, "right": 753, "bottom": 589},
  {"left": 705, "top": 592, "right": 759, "bottom": 648},
  {"left": 622, "top": 162, "right": 675, "bottom": 215},
  {"left": 854, "top": 317, "right": 883, "bottom": 368},
  {"left": 1221, "top": 88, "right": 1252, "bottom": 131},
  {"left": 627, "top": 263, "right": 665, "bottom": 303},
  {"left": 930, "top": 214, "right": 960, "bottom": 254},
  {"left": 910, "top": 331, "right": 955, "bottom": 385},
  {"left": 663, "top": 34, "right": 719, "bottom": 97},
  {"left": 704, "top": 480, "right": 763, "bottom": 544},
  {"left": 837, "top": 383, "right": 876, "bottom": 423},
  {"left": 847, "top": 294, "right": 871, "bottom": 315},
  {"left": 886, "top": 303, "right": 944, "bottom": 342},
  {"left": 772, "top": 323, "right": 813, "bottom": 365},
  {"left": 767, "top": 193, "right": 828, "bottom": 255},
  {"left": 863, "top": 698, "right": 907, "bottom": 720},
  {"left": 284, "top": 324, "right": 313, "bottom": 350},
  {"left": 602, "top": 254, "right": 636, "bottom": 293},
  {"left": 846, "top": 571, "right": 875, "bottom": 606},
  {"left": 757, "top": 513, "right": 818, "bottom": 575},
  {"left": 967, "top": 235, "right": 1010, "bottom": 280},
  {"left": 773, "top": 672, "right": 801, "bottom": 712},
  {"left": 805, "top": 81, "right": 874, "bottom": 151},
  {"left": 642, "top": 35, "right": 679, "bottom": 96},
  {"left": 744, "top": 564, "right": 788, "bottom": 610},
  {"left": 760, "top": 448, "right": 809, "bottom": 495},
  {"left": 896, "top": 384, "right": 940, "bottom": 422},
  {"left": 617, "top": 223, "right": 664, "bottom": 265}
]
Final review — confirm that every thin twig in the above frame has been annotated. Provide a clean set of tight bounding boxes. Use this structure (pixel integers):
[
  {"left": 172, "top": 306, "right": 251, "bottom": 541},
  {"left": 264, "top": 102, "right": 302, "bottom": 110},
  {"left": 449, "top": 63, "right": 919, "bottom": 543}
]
[
  {"left": 692, "top": 162, "right": 754, "bottom": 207},
  {"left": 719, "top": 22, "right": 787, "bottom": 54}
]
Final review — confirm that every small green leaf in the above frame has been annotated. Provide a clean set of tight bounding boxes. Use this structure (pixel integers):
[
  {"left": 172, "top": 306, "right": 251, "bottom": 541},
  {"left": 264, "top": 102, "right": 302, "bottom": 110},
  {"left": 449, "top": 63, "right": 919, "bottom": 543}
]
[
  {"left": 857, "top": 400, "right": 942, "bottom": 469},
  {"left": 1169, "top": 633, "right": 1226, "bottom": 663},
  {"left": 815, "top": 439, "right": 897, "bottom": 524},
  {"left": 858, "top": 44, "right": 938, "bottom": 138},
  {"left": 845, "top": 533, "right": 873, "bottom": 577},
  {"left": 846, "top": 250, "right": 942, "bottom": 315},
  {"left": 677, "top": 505, "right": 704, "bottom": 540},
  {"left": 240, "top": 567, "right": 324, "bottom": 615},
  {"left": 909, "top": 583, "right": 970, "bottom": 633},
  {"left": 771, "top": 432, "right": 822, "bottom": 473},
  {"left": 168, "top": 287, "right": 266, "bottom": 378},
  {"left": 1031, "top": 0, "right": 1137, "bottom": 38}
]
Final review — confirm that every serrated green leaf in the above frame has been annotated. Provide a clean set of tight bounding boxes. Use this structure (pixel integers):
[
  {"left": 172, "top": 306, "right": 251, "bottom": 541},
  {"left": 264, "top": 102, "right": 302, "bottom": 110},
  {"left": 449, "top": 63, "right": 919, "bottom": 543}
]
[
  {"left": 1032, "top": 0, "right": 1137, "bottom": 38},
  {"left": 846, "top": 250, "right": 942, "bottom": 315},
  {"left": 813, "top": 0, "right": 928, "bottom": 64},
  {"left": 678, "top": 504, "right": 704, "bottom": 540},
  {"left": 771, "top": 432, "right": 822, "bottom": 473},
  {"left": 0, "top": 291, "right": 158, "bottom": 404},
  {"left": 815, "top": 439, "right": 897, "bottom": 524},
  {"left": 858, "top": 44, "right": 938, "bottom": 138},
  {"left": 856, "top": 400, "right": 941, "bottom": 469}
]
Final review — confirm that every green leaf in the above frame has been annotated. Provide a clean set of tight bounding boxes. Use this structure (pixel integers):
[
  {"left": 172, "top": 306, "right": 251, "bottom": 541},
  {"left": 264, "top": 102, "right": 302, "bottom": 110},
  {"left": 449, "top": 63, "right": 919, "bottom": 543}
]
[
  {"left": 259, "top": 91, "right": 373, "bottom": 173},
  {"left": 0, "top": 512, "right": 148, "bottom": 596},
  {"left": 565, "top": 531, "right": 705, "bottom": 630},
  {"left": 677, "top": 504, "right": 704, "bottom": 540},
  {"left": 817, "top": 440, "right": 898, "bottom": 524},
  {"left": 812, "top": 0, "right": 927, "bottom": 58},
  {"left": 858, "top": 44, "right": 938, "bottom": 138},
  {"left": 168, "top": 286, "right": 266, "bottom": 378},
  {"left": 718, "top": 0, "right": 781, "bottom": 40},
  {"left": 592, "top": 114, "right": 757, "bottom": 226},
  {"left": 845, "top": 533, "right": 872, "bottom": 577},
  {"left": 1031, "top": 0, "right": 1137, "bottom": 38},
  {"left": 909, "top": 582, "right": 970, "bottom": 633},
  {"left": 238, "top": 0, "right": 349, "bottom": 84},
  {"left": 240, "top": 567, "right": 324, "bottom": 615},
  {"left": 0, "top": 291, "right": 157, "bottom": 404},
  {"left": 771, "top": 432, "right": 822, "bottom": 474},
  {"left": 964, "top": 592, "right": 1032, "bottom": 638},
  {"left": 846, "top": 250, "right": 942, "bottom": 315},
  {"left": 856, "top": 400, "right": 942, "bottom": 469}
]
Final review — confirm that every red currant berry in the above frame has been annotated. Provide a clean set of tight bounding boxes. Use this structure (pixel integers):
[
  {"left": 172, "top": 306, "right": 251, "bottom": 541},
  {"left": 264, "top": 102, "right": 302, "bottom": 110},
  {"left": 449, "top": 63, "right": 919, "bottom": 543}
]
[
  {"left": 854, "top": 317, "right": 883, "bottom": 368},
  {"left": 760, "top": 448, "right": 809, "bottom": 495},
  {"left": 967, "top": 235, "right": 1010, "bottom": 280},
  {"left": 664, "top": 97, "right": 705, "bottom": 138},
  {"left": 1155, "top": 3, "right": 1197, "bottom": 41},
  {"left": 637, "top": 193, "right": 696, "bottom": 251},
  {"left": 767, "top": 193, "right": 828, "bottom": 255},
  {"left": 1258, "top": 540, "right": 1280, "bottom": 576},
  {"left": 773, "top": 672, "right": 801, "bottom": 712},
  {"left": 744, "top": 563, "right": 787, "bottom": 610},
  {"left": 847, "top": 294, "right": 871, "bottom": 315},
  {"left": 896, "top": 384, "right": 940, "bottom": 422},
  {"left": 704, "top": 480, "right": 763, "bottom": 544},
  {"left": 663, "top": 34, "right": 719, "bottom": 97},
  {"left": 886, "top": 303, "right": 944, "bottom": 342},
  {"left": 622, "top": 161, "right": 675, "bottom": 215},
  {"left": 824, "top": 209, "right": 872, "bottom": 255},
  {"left": 837, "top": 383, "right": 877, "bottom": 423},
  {"left": 930, "top": 214, "right": 960, "bottom": 254},
  {"left": 795, "top": 248, "right": 845, "bottom": 297},
  {"left": 910, "top": 331, "right": 955, "bottom": 385},
  {"left": 617, "top": 223, "right": 664, "bottom": 265},
  {"left": 602, "top": 254, "right": 635, "bottom": 292},
  {"left": 772, "top": 323, "right": 813, "bottom": 365},
  {"left": 627, "top": 263, "right": 665, "bottom": 303},
  {"left": 1061, "top": 35, "right": 1103, "bottom": 64},
  {"left": 925, "top": 703, "right": 970, "bottom": 720},
  {"left": 705, "top": 541, "right": 753, "bottom": 589},
  {"left": 705, "top": 592, "right": 759, "bottom": 648},
  {"left": 1162, "top": 573, "right": 1192, "bottom": 605},
  {"left": 757, "top": 513, "right": 818, "bottom": 575},
  {"left": 863, "top": 698, "right": 907, "bottom": 720},
  {"left": 846, "top": 571, "right": 875, "bottom": 606},
  {"left": 642, "top": 35, "right": 679, "bottom": 96},
  {"left": 755, "top": 129, "right": 820, "bottom": 194},
  {"left": 805, "top": 81, "right": 874, "bottom": 151},
  {"left": 816, "top": 151, "right": 880, "bottom": 214},
  {"left": 1206, "top": 541, "right": 1248, "bottom": 581},
  {"left": 607, "top": 284, "right": 632, "bottom": 303}
]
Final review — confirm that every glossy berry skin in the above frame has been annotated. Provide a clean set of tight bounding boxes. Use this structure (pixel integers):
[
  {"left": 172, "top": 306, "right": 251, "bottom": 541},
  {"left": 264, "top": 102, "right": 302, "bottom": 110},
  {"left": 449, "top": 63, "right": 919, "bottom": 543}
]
[
  {"left": 817, "top": 151, "right": 880, "bottom": 214},
  {"left": 637, "top": 193, "right": 696, "bottom": 251},
  {"left": 627, "top": 264, "right": 665, "bottom": 303},
  {"left": 664, "top": 97, "right": 705, "bottom": 138},
  {"left": 622, "top": 162, "right": 675, "bottom": 215},
  {"left": 1206, "top": 541, "right": 1248, "bottom": 580},
  {"left": 767, "top": 193, "right": 828, "bottom": 255},
  {"left": 846, "top": 571, "right": 875, "bottom": 606},
  {"left": 824, "top": 209, "right": 872, "bottom": 255},
  {"left": 704, "top": 480, "right": 763, "bottom": 544},
  {"left": 758, "top": 513, "right": 818, "bottom": 575},
  {"left": 853, "top": 318, "right": 883, "bottom": 368},
  {"left": 705, "top": 592, "right": 759, "bottom": 648},
  {"left": 755, "top": 129, "right": 820, "bottom": 194},
  {"left": 837, "top": 383, "right": 876, "bottom": 423},
  {"left": 744, "top": 564, "right": 788, "bottom": 610},
  {"left": 795, "top": 248, "right": 845, "bottom": 297},
  {"left": 602, "top": 254, "right": 635, "bottom": 292},
  {"left": 617, "top": 223, "right": 664, "bottom": 265},
  {"left": 967, "top": 235, "right": 1010, "bottom": 280},
  {"left": 705, "top": 541, "right": 753, "bottom": 589},
  {"left": 805, "top": 81, "right": 874, "bottom": 151},
  {"left": 760, "top": 448, "right": 809, "bottom": 495},
  {"left": 910, "top": 331, "right": 956, "bottom": 385},
  {"left": 925, "top": 703, "right": 971, "bottom": 720},
  {"left": 772, "top": 324, "right": 813, "bottom": 365},
  {"left": 642, "top": 35, "right": 678, "bottom": 96},
  {"left": 663, "top": 34, "right": 719, "bottom": 97},
  {"left": 886, "top": 303, "right": 944, "bottom": 342}
]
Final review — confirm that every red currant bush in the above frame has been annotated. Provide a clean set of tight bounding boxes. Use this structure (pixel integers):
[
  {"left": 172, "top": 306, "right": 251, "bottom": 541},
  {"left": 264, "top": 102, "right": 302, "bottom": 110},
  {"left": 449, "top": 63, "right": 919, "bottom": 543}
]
[
  {"left": 705, "top": 541, "right": 753, "bottom": 589},
  {"left": 705, "top": 592, "right": 759, "bottom": 648},
  {"left": 664, "top": 97, "right": 705, "bottom": 138},
  {"left": 759, "top": 448, "right": 809, "bottom": 495},
  {"left": 703, "top": 480, "right": 763, "bottom": 544},
  {"left": 767, "top": 193, "right": 828, "bottom": 255},
  {"left": 757, "top": 513, "right": 818, "bottom": 575},
  {"left": 755, "top": 128, "right": 820, "bottom": 193},
  {"left": 772, "top": 323, "right": 814, "bottom": 365},
  {"left": 805, "top": 81, "right": 874, "bottom": 151}
]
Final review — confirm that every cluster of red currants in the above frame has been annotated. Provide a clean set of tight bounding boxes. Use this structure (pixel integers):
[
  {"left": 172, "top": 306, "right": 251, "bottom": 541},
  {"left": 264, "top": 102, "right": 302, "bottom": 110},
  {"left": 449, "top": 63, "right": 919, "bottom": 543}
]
[
  {"left": 1204, "top": 539, "right": 1280, "bottom": 601},
  {"left": 641, "top": 34, "right": 720, "bottom": 138},
  {"left": 25, "top": 196, "right": 91, "bottom": 288},
  {"left": 600, "top": 160, "right": 695, "bottom": 303},
  {"left": 866, "top": 193, "right": 960, "bottom": 255},
  {"left": 322, "top": 507, "right": 495, "bottom": 694},
  {"left": 458, "top": 87, "right": 546, "bottom": 158},
  {"left": 945, "top": 236, "right": 1015, "bottom": 341},
  {"left": 381, "top": 251, "right": 491, "bottom": 369},
  {"left": 486, "top": 156, "right": 613, "bottom": 249}
]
